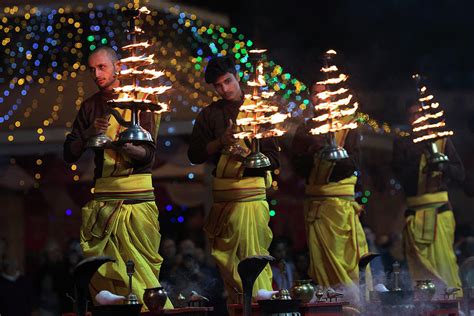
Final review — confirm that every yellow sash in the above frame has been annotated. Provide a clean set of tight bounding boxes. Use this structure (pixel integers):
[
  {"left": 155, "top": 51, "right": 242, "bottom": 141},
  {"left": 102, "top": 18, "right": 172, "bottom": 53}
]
[
  {"left": 94, "top": 174, "right": 155, "bottom": 201},
  {"left": 304, "top": 176, "right": 361, "bottom": 223},
  {"left": 212, "top": 176, "right": 267, "bottom": 203},
  {"left": 86, "top": 174, "right": 155, "bottom": 240},
  {"left": 305, "top": 176, "right": 356, "bottom": 198},
  {"left": 406, "top": 191, "right": 449, "bottom": 244}
]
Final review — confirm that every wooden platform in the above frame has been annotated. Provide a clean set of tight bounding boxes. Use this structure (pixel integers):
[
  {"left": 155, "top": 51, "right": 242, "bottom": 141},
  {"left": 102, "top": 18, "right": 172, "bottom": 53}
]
[
  {"left": 142, "top": 307, "right": 214, "bottom": 316},
  {"left": 365, "top": 298, "right": 461, "bottom": 316},
  {"left": 63, "top": 306, "right": 213, "bottom": 316},
  {"left": 228, "top": 301, "right": 348, "bottom": 316}
]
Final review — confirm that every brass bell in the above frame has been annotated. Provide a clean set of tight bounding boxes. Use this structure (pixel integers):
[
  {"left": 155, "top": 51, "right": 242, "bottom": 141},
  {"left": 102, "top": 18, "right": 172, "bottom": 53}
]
[{"left": 244, "top": 138, "right": 271, "bottom": 169}]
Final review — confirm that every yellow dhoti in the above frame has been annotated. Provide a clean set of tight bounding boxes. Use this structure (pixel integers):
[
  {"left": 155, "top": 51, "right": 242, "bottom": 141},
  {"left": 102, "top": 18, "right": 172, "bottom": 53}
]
[
  {"left": 304, "top": 176, "right": 371, "bottom": 301},
  {"left": 203, "top": 107, "right": 273, "bottom": 303},
  {"left": 204, "top": 176, "right": 273, "bottom": 304},
  {"left": 403, "top": 138, "right": 462, "bottom": 297},
  {"left": 80, "top": 174, "right": 173, "bottom": 309},
  {"left": 403, "top": 191, "right": 462, "bottom": 296}
]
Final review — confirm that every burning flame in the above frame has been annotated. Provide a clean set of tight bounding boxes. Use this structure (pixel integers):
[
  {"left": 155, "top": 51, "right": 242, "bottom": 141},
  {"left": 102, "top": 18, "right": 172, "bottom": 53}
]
[
  {"left": 310, "top": 49, "right": 358, "bottom": 136},
  {"left": 233, "top": 48, "right": 290, "bottom": 140},
  {"left": 108, "top": 6, "right": 171, "bottom": 115},
  {"left": 119, "top": 54, "right": 155, "bottom": 65},
  {"left": 114, "top": 85, "right": 171, "bottom": 95},
  {"left": 411, "top": 76, "right": 453, "bottom": 144},
  {"left": 139, "top": 6, "right": 150, "bottom": 14},
  {"left": 122, "top": 41, "right": 151, "bottom": 50}
]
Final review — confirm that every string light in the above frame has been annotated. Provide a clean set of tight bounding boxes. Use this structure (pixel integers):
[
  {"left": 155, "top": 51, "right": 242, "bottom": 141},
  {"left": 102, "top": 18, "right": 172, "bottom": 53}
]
[{"left": 0, "top": 2, "right": 406, "bottom": 199}]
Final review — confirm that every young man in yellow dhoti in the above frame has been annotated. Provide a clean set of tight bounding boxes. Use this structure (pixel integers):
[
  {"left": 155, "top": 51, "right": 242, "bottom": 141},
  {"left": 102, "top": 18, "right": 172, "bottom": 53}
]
[
  {"left": 188, "top": 56, "right": 280, "bottom": 304},
  {"left": 291, "top": 83, "right": 372, "bottom": 303},
  {"left": 392, "top": 104, "right": 464, "bottom": 296},
  {"left": 63, "top": 47, "right": 172, "bottom": 309}
]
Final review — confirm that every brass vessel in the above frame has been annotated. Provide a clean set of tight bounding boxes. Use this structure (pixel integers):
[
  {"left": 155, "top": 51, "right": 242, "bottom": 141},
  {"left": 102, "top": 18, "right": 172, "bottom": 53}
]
[
  {"left": 143, "top": 287, "right": 167, "bottom": 313},
  {"left": 414, "top": 279, "right": 436, "bottom": 301},
  {"left": 290, "top": 280, "right": 314, "bottom": 303}
]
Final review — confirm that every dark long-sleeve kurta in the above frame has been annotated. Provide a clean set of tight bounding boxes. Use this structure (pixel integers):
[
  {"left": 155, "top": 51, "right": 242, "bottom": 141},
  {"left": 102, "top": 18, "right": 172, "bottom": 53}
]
[
  {"left": 187, "top": 98, "right": 280, "bottom": 176},
  {"left": 290, "top": 120, "right": 360, "bottom": 183},
  {"left": 392, "top": 137, "right": 465, "bottom": 198},
  {"left": 63, "top": 90, "right": 157, "bottom": 180}
]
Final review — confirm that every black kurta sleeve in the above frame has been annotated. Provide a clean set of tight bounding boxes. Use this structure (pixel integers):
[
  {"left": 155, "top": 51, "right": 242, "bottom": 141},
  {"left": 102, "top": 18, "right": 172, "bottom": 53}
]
[
  {"left": 187, "top": 108, "right": 214, "bottom": 165},
  {"left": 63, "top": 103, "right": 90, "bottom": 163},
  {"left": 442, "top": 138, "right": 465, "bottom": 183},
  {"left": 290, "top": 122, "right": 317, "bottom": 178},
  {"left": 392, "top": 137, "right": 419, "bottom": 193}
]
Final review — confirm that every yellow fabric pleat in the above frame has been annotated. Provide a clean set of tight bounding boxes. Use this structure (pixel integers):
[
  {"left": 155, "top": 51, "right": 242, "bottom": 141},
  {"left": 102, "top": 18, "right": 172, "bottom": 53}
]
[
  {"left": 204, "top": 198, "right": 273, "bottom": 304},
  {"left": 304, "top": 176, "right": 371, "bottom": 302},
  {"left": 207, "top": 108, "right": 273, "bottom": 303},
  {"left": 406, "top": 191, "right": 448, "bottom": 244},
  {"left": 404, "top": 210, "right": 463, "bottom": 297},
  {"left": 80, "top": 110, "right": 171, "bottom": 311},
  {"left": 304, "top": 122, "right": 371, "bottom": 302},
  {"left": 404, "top": 138, "right": 462, "bottom": 297},
  {"left": 81, "top": 200, "right": 173, "bottom": 309}
]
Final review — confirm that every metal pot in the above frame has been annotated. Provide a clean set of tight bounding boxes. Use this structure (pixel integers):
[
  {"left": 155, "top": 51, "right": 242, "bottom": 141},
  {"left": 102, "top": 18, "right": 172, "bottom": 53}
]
[
  {"left": 143, "top": 287, "right": 167, "bottom": 313},
  {"left": 290, "top": 280, "right": 314, "bottom": 303},
  {"left": 414, "top": 280, "right": 436, "bottom": 301}
]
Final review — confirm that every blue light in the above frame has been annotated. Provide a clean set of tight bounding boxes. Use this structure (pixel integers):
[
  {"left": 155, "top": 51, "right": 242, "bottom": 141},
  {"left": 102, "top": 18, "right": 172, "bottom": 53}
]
[
  {"left": 164, "top": 140, "right": 171, "bottom": 147},
  {"left": 0, "top": 118, "right": 3, "bottom": 123},
  {"left": 34, "top": 60, "right": 40, "bottom": 66},
  {"left": 4, "top": 115, "right": 9, "bottom": 120},
  {"left": 33, "top": 43, "right": 39, "bottom": 49},
  {"left": 4, "top": 90, "right": 9, "bottom": 97},
  {"left": 166, "top": 204, "right": 173, "bottom": 211},
  {"left": 167, "top": 127, "right": 175, "bottom": 134},
  {"left": 177, "top": 216, "right": 184, "bottom": 223},
  {"left": 187, "top": 173, "right": 195, "bottom": 180},
  {"left": 65, "top": 209, "right": 72, "bottom": 216},
  {"left": 8, "top": 110, "right": 13, "bottom": 116},
  {"left": 21, "top": 90, "right": 27, "bottom": 96},
  {"left": 12, "top": 105, "right": 17, "bottom": 110}
]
